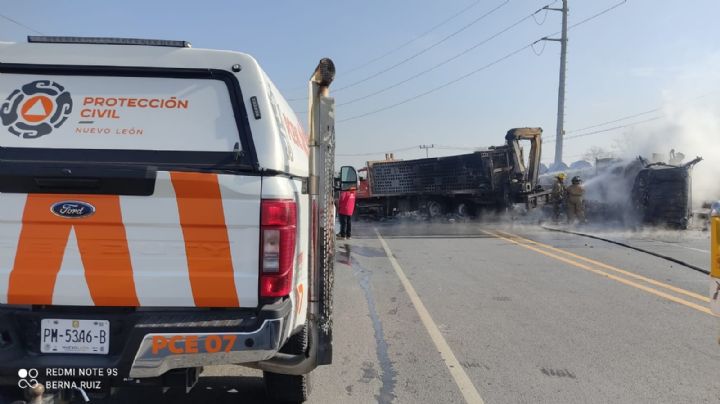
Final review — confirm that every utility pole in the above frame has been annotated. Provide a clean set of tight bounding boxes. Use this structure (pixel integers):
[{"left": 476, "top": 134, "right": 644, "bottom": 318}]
[
  {"left": 419, "top": 144, "right": 435, "bottom": 158},
  {"left": 542, "top": 0, "right": 568, "bottom": 169}
]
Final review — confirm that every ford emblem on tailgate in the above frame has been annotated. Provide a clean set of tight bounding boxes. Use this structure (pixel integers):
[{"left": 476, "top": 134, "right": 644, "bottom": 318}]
[{"left": 50, "top": 201, "right": 96, "bottom": 219}]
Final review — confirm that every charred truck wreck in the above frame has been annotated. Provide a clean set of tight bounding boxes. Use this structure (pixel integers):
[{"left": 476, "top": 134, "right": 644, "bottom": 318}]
[
  {"left": 354, "top": 128, "right": 550, "bottom": 218},
  {"left": 349, "top": 124, "right": 702, "bottom": 229},
  {"left": 561, "top": 155, "right": 703, "bottom": 229},
  {"left": 632, "top": 156, "right": 703, "bottom": 228}
]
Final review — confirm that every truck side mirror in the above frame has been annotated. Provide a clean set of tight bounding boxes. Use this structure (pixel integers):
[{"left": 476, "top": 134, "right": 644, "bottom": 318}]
[{"left": 339, "top": 166, "right": 358, "bottom": 191}]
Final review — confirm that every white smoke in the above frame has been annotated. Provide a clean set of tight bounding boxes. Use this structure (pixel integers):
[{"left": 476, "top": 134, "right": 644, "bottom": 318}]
[{"left": 612, "top": 56, "right": 720, "bottom": 207}]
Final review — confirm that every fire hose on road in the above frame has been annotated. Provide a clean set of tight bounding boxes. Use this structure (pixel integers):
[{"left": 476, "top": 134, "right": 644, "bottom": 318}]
[{"left": 540, "top": 225, "right": 711, "bottom": 276}]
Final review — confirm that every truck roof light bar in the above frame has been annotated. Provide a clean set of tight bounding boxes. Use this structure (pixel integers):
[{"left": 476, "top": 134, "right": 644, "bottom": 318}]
[{"left": 27, "top": 36, "right": 191, "bottom": 48}]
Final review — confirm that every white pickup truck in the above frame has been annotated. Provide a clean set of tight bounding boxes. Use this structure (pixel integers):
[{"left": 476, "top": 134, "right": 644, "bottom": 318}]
[{"left": 0, "top": 36, "right": 349, "bottom": 403}]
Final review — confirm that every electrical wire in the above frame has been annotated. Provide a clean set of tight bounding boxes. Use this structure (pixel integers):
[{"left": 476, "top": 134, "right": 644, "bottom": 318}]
[
  {"left": 282, "top": 0, "right": 487, "bottom": 95},
  {"left": 338, "top": 43, "right": 531, "bottom": 123},
  {"left": 335, "top": 1, "right": 628, "bottom": 123},
  {"left": 337, "top": 3, "right": 554, "bottom": 108},
  {"left": 543, "top": 0, "right": 628, "bottom": 39},
  {"left": 563, "top": 89, "right": 720, "bottom": 136},
  {"left": 0, "top": 13, "right": 44, "bottom": 35},
  {"left": 531, "top": 39, "right": 547, "bottom": 56},
  {"left": 542, "top": 89, "right": 720, "bottom": 147},
  {"left": 336, "top": 146, "right": 419, "bottom": 157},
  {"left": 337, "top": 144, "right": 485, "bottom": 158},
  {"left": 435, "top": 145, "right": 481, "bottom": 150},
  {"left": 543, "top": 116, "right": 664, "bottom": 144},
  {"left": 287, "top": 0, "right": 510, "bottom": 101},
  {"left": 532, "top": 2, "right": 556, "bottom": 25},
  {"left": 569, "top": 0, "right": 628, "bottom": 30},
  {"left": 343, "top": 0, "right": 486, "bottom": 76},
  {"left": 565, "top": 108, "right": 660, "bottom": 134}
]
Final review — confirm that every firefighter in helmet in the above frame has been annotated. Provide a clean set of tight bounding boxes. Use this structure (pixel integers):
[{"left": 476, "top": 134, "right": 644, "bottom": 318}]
[
  {"left": 551, "top": 173, "right": 567, "bottom": 222},
  {"left": 566, "top": 176, "right": 586, "bottom": 224}
]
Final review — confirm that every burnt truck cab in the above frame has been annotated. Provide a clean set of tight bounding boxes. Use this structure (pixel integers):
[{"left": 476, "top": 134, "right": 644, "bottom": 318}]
[{"left": 0, "top": 37, "right": 337, "bottom": 403}]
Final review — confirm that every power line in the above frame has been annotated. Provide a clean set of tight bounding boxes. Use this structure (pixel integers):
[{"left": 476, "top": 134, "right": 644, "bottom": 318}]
[
  {"left": 540, "top": 0, "right": 628, "bottom": 39},
  {"left": 335, "top": 0, "right": 628, "bottom": 124},
  {"left": 543, "top": 116, "right": 664, "bottom": 144},
  {"left": 532, "top": 6, "right": 552, "bottom": 25},
  {"left": 0, "top": 13, "right": 44, "bottom": 35},
  {"left": 568, "top": 0, "right": 627, "bottom": 30},
  {"left": 435, "top": 145, "right": 481, "bottom": 151},
  {"left": 337, "top": 3, "right": 553, "bottom": 108},
  {"left": 338, "top": 43, "right": 530, "bottom": 123},
  {"left": 336, "top": 144, "right": 482, "bottom": 158},
  {"left": 333, "top": 0, "right": 509, "bottom": 93},
  {"left": 565, "top": 108, "right": 660, "bottom": 134},
  {"left": 283, "top": 0, "right": 486, "bottom": 95},
  {"left": 336, "top": 146, "right": 419, "bottom": 157},
  {"left": 287, "top": 0, "right": 510, "bottom": 101},
  {"left": 343, "top": 0, "right": 486, "bottom": 76},
  {"left": 553, "top": 89, "right": 720, "bottom": 140}
]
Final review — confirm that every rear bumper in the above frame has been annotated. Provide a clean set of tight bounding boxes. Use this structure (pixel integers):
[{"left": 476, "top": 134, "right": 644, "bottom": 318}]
[
  {"left": 0, "top": 300, "right": 291, "bottom": 386},
  {"left": 129, "top": 317, "right": 284, "bottom": 378}
]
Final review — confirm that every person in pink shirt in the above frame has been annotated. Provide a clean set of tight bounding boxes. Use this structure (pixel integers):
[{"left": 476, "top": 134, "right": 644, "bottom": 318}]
[{"left": 338, "top": 186, "right": 356, "bottom": 239}]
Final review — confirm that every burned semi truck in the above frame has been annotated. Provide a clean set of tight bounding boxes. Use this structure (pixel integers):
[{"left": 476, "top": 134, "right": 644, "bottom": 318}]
[
  {"left": 546, "top": 155, "right": 703, "bottom": 229},
  {"left": 355, "top": 128, "right": 550, "bottom": 218}
]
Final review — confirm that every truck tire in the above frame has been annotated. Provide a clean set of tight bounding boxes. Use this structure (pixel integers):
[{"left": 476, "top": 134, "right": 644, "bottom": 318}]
[
  {"left": 263, "top": 324, "right": 312, "bottom": 403},
  {"left": 496, "top": 186, "right": 511, "bottom": 213},
  {"left": 456, "top": 201, "right": 475, "bottom": 218},
  {"left": 426, "top": 200, "right": 444, "bottom": 218},
  {"left": 264, "top": 371, "right": 310, "bottom": 403}
]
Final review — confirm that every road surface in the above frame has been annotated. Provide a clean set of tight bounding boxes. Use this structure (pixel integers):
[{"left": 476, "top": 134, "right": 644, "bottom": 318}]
[{"left": 115, "top": 220, "right": 718, "bottom": 403}]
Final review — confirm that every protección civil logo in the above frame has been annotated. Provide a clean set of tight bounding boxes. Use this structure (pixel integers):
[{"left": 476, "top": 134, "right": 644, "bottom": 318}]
[{"left": 0, "top": 80, "right": 73, "bottom": 139}]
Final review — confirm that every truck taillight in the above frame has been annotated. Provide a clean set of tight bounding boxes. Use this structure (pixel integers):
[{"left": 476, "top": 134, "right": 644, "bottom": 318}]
[{"left": 260, "top": 199, "right": 297, "bottom": 297}]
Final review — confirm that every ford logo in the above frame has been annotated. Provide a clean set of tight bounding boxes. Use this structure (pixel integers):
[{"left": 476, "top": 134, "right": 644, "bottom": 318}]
[{"left": 50, "top": 201, "right": 96, "bottom": 219}]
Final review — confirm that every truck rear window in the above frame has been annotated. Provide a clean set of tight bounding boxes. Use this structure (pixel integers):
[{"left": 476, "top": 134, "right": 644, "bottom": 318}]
[{"left": 0, "top": 74, "right": 241, "bottom": 153}]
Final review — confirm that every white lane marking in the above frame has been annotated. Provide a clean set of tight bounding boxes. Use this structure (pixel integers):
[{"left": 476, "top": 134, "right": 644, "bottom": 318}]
[
  {"left": 641, "top": 238, "right": 710, "bottom": 254},
  {"left": 375, "top": 228, "right": 485, "bottom": 404},
  {"left": 667, "top": 245, "right": 710, "bottom": 254}
]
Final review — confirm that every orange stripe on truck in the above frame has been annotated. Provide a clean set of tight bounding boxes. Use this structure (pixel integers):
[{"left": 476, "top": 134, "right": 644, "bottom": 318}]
[
  {"left": 8, "top": 194, "right": 139, "bottom": 306},
  {"left": 170, "top": 172, "right": 240, "bottom": 307}
]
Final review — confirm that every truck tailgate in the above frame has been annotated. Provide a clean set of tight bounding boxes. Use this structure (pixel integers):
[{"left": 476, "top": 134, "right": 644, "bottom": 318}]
[{"left": 0, "top": 171, "right": 261, "bottom": 308}]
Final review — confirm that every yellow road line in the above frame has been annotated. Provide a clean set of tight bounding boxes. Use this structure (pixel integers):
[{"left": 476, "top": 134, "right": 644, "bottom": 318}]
[
  {"left": 483, "top": 230, "right": 712, "bottom": 316},
  {"left": 494, "top": 229, "right": 710, "bottom": 303},
  {"left": 375, "top": 228, "right": 485, "bottom": 404}
]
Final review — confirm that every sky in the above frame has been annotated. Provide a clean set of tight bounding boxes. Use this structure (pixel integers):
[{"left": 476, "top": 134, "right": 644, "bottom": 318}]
[{"left": 2, "top": 0, "right": 720, "bottom": 170}]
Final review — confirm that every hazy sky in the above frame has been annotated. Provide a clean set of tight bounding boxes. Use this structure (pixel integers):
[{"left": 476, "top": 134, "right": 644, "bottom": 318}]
[{"left": 3, "top": 1, "right": 719, "bottom": 169}]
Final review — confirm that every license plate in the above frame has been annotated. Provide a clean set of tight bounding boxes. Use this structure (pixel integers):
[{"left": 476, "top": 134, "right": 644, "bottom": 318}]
[{"left": 41, "top": 319, "right": 109, "bottom": 355}]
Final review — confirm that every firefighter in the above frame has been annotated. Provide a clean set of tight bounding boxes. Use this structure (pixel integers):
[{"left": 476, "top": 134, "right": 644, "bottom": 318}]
[
  {"left": 551, "top": 173, "right": 567, "bottom": 222},
  {"left": 566, "top": 176, "right": 586, "bottom": 224},
  {"left": 338, "top": 186, "right": 356, "bottom": 239}
]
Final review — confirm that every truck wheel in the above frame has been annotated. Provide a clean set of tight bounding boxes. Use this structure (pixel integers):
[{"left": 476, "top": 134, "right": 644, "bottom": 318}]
[
  {"left": 264, "top": 371, "right": 311, "bottom": 403},
  {"left": 456, "top": 202, "right": 475, "bottom": 218},
  {"left": 263, "top": 324, "right": 312, "bottom": 403},
  {"left": 426, "top": 200, "right": 444, "bottom": 218}
]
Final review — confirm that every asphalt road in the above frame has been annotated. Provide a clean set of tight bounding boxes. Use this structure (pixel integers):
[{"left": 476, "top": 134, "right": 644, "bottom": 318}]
[{"left": 104, "top": 220, "right": 719, "bottom": 403}]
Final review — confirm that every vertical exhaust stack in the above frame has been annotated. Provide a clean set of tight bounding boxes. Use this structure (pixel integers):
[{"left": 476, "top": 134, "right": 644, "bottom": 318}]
[
  {"left": 256, "top": 58, "right": 336, "bottom": 374},
  {"left": 307, "top": 58, "right": 336, "bottom": 365}
]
